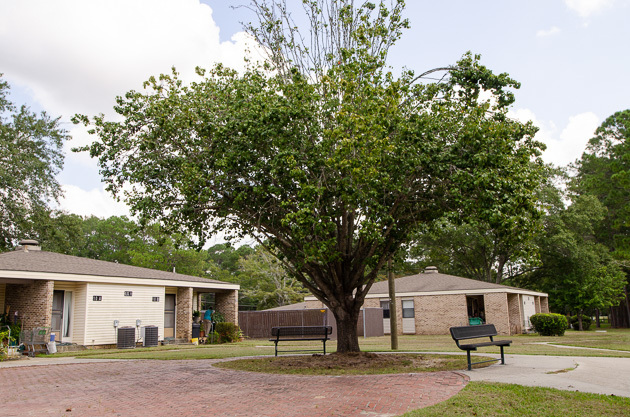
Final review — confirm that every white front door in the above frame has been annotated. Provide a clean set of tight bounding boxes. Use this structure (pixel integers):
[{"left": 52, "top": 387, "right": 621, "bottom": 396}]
[
  {"left": 402, "top": 299, "right": 415, "bottom": 334},
  {"left": 522, "top": 295, "right": 536, "bottom": 329},
  {"left": 164, "top": 294, "right": 176, "bottom": 338},
  {"left": 51, "top": 290, "right": 73, "bottom": 342}
]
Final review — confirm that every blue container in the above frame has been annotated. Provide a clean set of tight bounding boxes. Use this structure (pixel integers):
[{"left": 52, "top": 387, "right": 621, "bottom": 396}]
[{"left": 50, "top": 333, "right": 55, "bottom": 342}]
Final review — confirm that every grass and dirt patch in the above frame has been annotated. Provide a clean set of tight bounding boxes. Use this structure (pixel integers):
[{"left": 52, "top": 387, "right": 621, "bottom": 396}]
[
  {"left": 403, "top": 381, "right": 630, "bottom": 417},
  {"left": 214, "top": 352, "right": 490, "bottom": 375}
]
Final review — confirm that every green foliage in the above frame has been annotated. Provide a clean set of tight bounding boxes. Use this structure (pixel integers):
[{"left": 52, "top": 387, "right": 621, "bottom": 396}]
[
  {"left": 572, "top": 109, "right": 630, "bottom": 259},
  {"left": 0, "top": 313, "right": 20, "bottom": 344},
  {"left": 23, "top": 214, "right": 213, "bottom": 278},
  {"left": 74, "top": 1, "right": 545, "bottom": 352},
  {"left": 214, "top": 322, "right": 241, "bottom": 343},
  {"left": 570, "top": 315, "right": 593, "bottom": 331},
  {"left": 530, "top": 313, "right": 568, "bottom": 336},
  {"left": 0, "top": 74, "right": 69, "bottom": 251},
  {"left": 519, "top": 193, "right": 626, "bottom": 314},
  {"left": 212, "top": 311, "right": 226, "bottom": 324},
  {"left": 238, "top": 245, "right": 308, "bottom": 309}
]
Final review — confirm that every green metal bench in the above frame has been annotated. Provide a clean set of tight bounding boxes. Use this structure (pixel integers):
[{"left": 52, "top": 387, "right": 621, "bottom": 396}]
[
  {"left": 450, "top": 324, "right": 511, "bottom": 370},
  {"left": 269, "top": 326, "right": 332, "bottom": 356}
]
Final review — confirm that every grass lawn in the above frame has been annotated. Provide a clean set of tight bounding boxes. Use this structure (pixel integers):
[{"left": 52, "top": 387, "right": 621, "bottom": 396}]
[
  {"left": 49, "top": 327, "right": 630, "bottom": 360},
  {"left": 404, "top": 382, "right": 630, "bottom": 417},
  {"left": 359, "top": 328, "right": 630, "bottom": 357}
]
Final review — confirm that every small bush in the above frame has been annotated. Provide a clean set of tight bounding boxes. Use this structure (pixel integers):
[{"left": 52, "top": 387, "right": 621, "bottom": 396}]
[
  {"left": 570, "top": 315, "right": 593, "bottom": 331},
  {"left": 530, "top": 313, "right": 568, "bottom": 336},
  {"left": 214, "top": 322, "right": 240, "bottom": 343}
]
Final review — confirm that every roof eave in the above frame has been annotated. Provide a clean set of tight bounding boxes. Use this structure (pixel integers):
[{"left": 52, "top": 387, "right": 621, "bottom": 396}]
[{"left": 0, "top": 270, "right": 239, "bottom": 291}]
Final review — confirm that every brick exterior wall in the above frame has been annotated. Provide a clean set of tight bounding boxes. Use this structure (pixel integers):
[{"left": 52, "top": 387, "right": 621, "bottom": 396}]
[
  {"left": 540, "top": 297, "right": 549, "bottom": 313},
  {"left": 176, "top": 287, "right": 193, "bottom": 340},
  {"left": 363, "top": 298, "right": 380, "bottom": 309},
  {"left": 308, "top": 290, "right": 539, "bottom": 336},
  {"left": 484, "top": 293, "right": 510, "bottom": 335},
  {"left": 414, "top": 295, "right": 468, "bottom": 335},
  {"left": 215, "top": 290, "right": 239, "bottom": 327},
  {"left": 507, "top": 293, "right": 522, "bottom": 335},
  {"left": 535, "top": 296, "right": 542, "bottom": 314},
  {"left": 5, "top": 280, "right": 54, "bottom": 331}
]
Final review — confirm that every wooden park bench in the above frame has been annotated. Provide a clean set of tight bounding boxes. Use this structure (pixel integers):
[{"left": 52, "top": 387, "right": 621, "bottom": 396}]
[
  {"left": 450, "top": 324, "right": 512, "bottom": 370},
  {"left": 270, "top": 326, "right": 333, "bottom": 356}
]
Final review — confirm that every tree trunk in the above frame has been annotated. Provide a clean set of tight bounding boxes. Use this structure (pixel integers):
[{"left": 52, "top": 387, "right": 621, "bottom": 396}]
[
  {"left": 331, "top": 307, "right": 361, "bottom": 353},
  {"left": 595, "top": 308, "right": 600, "bottom": 328},
  {"left": 578, "top": 309, "right": 583, "bottom": 331},
  {"left": 495, "top": 254, "right": 507, "bottom": 284}
]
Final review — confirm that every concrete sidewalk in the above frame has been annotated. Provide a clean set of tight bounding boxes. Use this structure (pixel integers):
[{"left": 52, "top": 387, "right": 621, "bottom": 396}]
[{"left": 462, "top": 353, "right": 630, "bottom": 397}]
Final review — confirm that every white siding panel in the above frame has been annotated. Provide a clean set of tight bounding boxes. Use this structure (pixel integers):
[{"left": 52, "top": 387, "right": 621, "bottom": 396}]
[
  {"left": 0, "top": 283, "right": 5, "bottom": 313},
  {"left": 86, "top": 283, "right": 165, "bottom": 345},
  {"left": 72, "top": 283, "right": 88, "bottom": 345}
]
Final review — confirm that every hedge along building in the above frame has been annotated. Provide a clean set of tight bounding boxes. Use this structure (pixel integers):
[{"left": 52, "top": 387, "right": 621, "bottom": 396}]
[
  {"left": 0, "top": 240, "right": 239, "bottom": 346},
  {"left": 305, "top": 266, "right": 549, "bottom": 336}
]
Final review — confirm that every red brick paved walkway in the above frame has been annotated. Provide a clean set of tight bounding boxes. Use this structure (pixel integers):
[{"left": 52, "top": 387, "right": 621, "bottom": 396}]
[{"left": 0, "top": 359, "right": 468, "bottom": 416}]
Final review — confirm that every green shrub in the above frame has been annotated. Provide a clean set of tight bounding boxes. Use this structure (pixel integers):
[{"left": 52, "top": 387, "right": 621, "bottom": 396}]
[
  {"left": 214, "top": 322, "right": 241, "bottom": 343},
  {"left": 530, "top": 313, "right": 568, "bottom": 336},
  {"left": 570, "top": 315, "right": 593, "bottom": 331}
]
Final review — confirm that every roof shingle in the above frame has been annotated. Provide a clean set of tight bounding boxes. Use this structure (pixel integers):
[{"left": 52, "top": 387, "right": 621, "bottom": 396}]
[{"left": 0, "top": 249, "right": 227, "bottom": 285}]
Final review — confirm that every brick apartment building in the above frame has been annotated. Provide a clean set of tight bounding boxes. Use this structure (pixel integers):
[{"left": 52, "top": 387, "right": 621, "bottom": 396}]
[
  {"left": 305, "top": 266, "right": 549, "bottom": 336},
  {"left": 0, "top": 240, "right": 239, "bottom": 346}
]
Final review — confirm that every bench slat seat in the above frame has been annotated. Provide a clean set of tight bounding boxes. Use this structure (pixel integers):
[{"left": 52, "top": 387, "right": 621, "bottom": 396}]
[
  {"left": 450, "top": 324, "right": 511, "bottom": 370},
  {"left": 270, "top": 326, "right": 333, "bottom": 356},
  {"left": 459, "top": 340, "right": 512, "bottom": 350}
]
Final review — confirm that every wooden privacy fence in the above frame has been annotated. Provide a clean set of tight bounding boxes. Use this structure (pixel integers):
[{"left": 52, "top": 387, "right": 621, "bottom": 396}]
[
  {"left": 239, "top": 309, "right": 329, "bottom": 339},
  {"left": 238, "top": 308, "right": 384, "bottom": 339}
]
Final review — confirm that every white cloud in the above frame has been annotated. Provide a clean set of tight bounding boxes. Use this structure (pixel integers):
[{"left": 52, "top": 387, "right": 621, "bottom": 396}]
[
  {"left": 536, "top": 26, "right": 561, "bottom": 37},
  {"left": 57, "top": 185, "right": 131, "bottom": 218},
  {"left": 0, "top": 0, "right": 261, "bottom": 220},
  {"left": 0, "top": 0, "right": 255, "bottom": 118},
  {"left": 509, "top": 109, "right": 599, "bottom": 167},
  {"left": 565, "top": 0, "right": 615, "bottom": 18}
]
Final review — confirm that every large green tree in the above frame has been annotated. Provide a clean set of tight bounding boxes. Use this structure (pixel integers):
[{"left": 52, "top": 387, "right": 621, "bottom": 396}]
[
  {"left": 517, "top": 194, "right": 626, "bottom": 329},
  {"left": 0, "top": 75, "right": 68, "bottom": 250},
  {"left": 572, "top": 109, "right": 630, "bottom": 326},
  {"left": 573, "top": 109, "right": 630, "bottom": 259},
  {"left": 75, "top": 1, "right": 544, "bottom": 352}
]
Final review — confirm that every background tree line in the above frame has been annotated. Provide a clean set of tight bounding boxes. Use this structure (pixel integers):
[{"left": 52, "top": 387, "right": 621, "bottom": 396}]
[{"left": 410, "top": 110, "right": 630, "bottom": 327}]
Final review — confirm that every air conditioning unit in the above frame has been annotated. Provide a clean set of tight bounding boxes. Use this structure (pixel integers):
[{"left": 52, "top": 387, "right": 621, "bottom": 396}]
[
  {"left": 142, "top": 326, "right": 159, "bottom": 347},
  {"left": 117, "top": 327, "right": 136, "bottom": 349}
]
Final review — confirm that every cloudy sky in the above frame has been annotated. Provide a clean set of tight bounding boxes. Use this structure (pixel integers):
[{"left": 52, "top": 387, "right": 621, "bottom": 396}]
[{"left": 1, "top": 0, "right": 629, "bottom": 220}]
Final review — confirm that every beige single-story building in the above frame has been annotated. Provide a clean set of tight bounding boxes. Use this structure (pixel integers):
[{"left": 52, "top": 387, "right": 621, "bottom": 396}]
[
  {"left": 305, "top": 266, "right": 549, "bottom": 335},
  {"left": 0, "top": 240, "right": 239, "bottom": 346}
]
